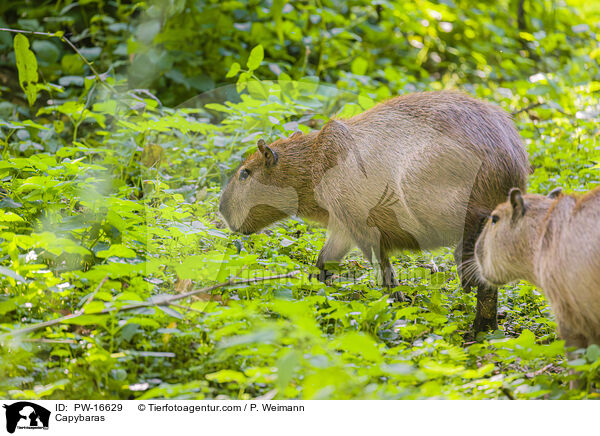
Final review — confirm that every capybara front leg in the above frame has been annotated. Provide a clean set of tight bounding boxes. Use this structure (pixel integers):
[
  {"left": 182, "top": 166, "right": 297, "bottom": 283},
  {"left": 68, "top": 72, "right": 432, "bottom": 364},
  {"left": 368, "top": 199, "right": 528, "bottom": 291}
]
[
  {"left": 473, "top": 284, "right": 498, "bottom": 333},
  {"left": 382, "top": 255, "right": 405, "bottom": 302},
  {"left": 314, "top": 231, "right": 353, "bottom": 283}
]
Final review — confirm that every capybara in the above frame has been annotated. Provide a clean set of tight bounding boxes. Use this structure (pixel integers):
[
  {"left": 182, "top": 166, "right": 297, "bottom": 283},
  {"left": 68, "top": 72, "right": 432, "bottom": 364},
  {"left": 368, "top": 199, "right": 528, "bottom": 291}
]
[
  {"left": 220, "top": 91, "right": 530, "bottom": 332},
  {"left": 475, "top": 186, "right": 600, "bottom": 347}
]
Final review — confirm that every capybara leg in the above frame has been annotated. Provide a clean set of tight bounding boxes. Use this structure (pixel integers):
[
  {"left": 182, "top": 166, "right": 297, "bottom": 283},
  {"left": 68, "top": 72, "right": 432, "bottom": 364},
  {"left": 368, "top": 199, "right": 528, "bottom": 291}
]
[
  {"left": 454, "top": 241, "right": 498, "bottom": 334},
  {"left": 456, "top": 211, "right": 499, "bottom": 334},
  {"left": 453, "top": 242, "right": 476, "bottom": 293},
  {"left": 361, "top": 244, "right": 405, "bottom": 301},
  {"left": 314, "top": 232, "right": 353, "bottom": 283},
  {"left": 473, "top": 284, "right": 498, "bottom": 333},
  {"left": 382, "top": 257, "right": 400, "bottom": 288},
  {"left": 382, "top": 256, "right": 405, "bottom": 302}
]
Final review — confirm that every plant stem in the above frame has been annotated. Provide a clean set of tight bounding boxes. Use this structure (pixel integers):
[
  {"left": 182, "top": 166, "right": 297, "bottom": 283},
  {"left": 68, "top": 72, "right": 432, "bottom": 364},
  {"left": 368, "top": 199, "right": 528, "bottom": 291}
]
[
  {"left": 0, "top": 27, "right": 117, "bottom": 94},
  {"left": 1, "top": 270, "right": 300, "bottom": 338}
]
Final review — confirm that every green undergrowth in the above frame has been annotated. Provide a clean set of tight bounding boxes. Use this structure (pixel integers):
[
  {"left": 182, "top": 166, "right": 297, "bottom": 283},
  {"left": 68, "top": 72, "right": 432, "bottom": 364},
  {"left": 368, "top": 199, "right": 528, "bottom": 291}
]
[{"left": 1, "top": 0, "right": 600, "bottom": 399}]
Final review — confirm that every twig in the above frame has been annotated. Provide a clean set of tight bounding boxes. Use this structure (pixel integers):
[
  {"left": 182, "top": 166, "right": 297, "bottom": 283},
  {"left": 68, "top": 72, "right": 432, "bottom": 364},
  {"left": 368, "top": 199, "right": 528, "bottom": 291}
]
[
  {"left": 21, "top": 338, "right": 77, "bottom": 344},
  {"left": 127, "top": 89, "right": 163, "bottom": 107},
  {"left": 1, "top": 271, "right": 299, "bottom": 338},
  {"left": 0, "top": 28, "right": 59, "bottom": 38},
  {"left": 191, "top": 291, "right": 222, "bottom": 302},
  {"left": 2, "top": 312, "right": 83, "bottom": 337},
  {"left": 168, "top": 302, "right": 208, "bottom": 314},
  {"left": 112, "top": 270, "right": 298, "bottom": 312},
  {"left": 526, "top": 363, "right": 555, "bottom": 378},
  {"left": 0, "top": 27, "right": 115, "bottom": 92},
  {"left": 534, "top": 363, "right": 555, "bottom": 376},
  {"left": 81, "top": 275, "right": 109, "bottom": 308},
  {"left": 59, "top": 35, "right": 103, "bottom": 79},
  {"left": 511, "top": 102, "right": 543, "bottom": 116}
]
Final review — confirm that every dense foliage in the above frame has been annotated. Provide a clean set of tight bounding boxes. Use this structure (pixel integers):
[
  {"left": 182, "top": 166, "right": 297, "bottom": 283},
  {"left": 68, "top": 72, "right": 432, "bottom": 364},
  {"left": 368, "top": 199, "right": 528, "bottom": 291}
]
[{"left": 0, "top": 0, "right": 599, "bottom": 399}]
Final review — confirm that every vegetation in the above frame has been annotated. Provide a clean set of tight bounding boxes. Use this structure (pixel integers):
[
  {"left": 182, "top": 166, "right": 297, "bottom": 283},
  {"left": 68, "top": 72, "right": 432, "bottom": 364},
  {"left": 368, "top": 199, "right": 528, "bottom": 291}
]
[{"left": 0, "top": 0, "right": 599, "bottom": 399}]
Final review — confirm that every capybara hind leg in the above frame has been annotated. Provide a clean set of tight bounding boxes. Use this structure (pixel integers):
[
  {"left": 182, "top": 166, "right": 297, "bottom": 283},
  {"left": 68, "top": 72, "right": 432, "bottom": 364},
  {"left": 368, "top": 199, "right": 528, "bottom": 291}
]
[
  {"left": 454, "top": 242, "right": 498, "bottom": 334},
  {"left": 472, "top": 284, "right": 498, "bottom": 333},
  {"left": 360, "top": 244, "right": 405, "bottom": 301},
  {"left": 456, "top": 213, "right": 499, "bottom": 334}
]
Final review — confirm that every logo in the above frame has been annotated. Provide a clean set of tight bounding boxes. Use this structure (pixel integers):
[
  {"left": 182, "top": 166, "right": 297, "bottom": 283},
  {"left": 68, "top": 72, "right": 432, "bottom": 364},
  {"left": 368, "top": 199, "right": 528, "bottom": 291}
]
[{"left": 3, "top": 402, "right": 50, "bottom": 434}]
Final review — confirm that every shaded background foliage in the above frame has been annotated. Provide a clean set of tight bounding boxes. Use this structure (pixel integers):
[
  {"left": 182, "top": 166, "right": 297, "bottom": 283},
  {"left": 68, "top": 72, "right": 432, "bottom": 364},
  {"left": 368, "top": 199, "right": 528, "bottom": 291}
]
[
  {"left": 0, "top": 0, "right": 599, "bottom": 399},
  {"left": 2, "top": 0, "right": 597, "bottom": 105}
]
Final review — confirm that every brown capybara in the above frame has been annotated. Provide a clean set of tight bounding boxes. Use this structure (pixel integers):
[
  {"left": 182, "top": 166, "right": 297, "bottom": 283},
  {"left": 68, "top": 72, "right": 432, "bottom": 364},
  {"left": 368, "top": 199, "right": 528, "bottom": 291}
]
[
  {"left": 475, "top": 186, "right": 600, "bottom": 347},
  {"left": 219, "top": 91, "right": 530, "bottom": 332}
]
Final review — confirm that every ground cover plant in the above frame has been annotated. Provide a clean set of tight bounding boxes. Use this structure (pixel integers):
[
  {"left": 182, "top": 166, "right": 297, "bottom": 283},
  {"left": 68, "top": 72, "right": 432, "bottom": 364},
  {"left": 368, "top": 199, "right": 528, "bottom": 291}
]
[{"left": 0, "top": 0, "right": 599, "bottom": 399}]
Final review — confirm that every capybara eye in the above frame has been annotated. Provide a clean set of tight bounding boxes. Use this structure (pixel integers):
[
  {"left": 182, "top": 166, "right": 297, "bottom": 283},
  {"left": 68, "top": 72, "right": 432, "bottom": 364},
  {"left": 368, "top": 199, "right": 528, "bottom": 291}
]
[
  {"left": 239, "top": 168, "right": 250, "bottom": 181},
  {"left": 491, "top": 214, "right": 500, "bottom": 224}
]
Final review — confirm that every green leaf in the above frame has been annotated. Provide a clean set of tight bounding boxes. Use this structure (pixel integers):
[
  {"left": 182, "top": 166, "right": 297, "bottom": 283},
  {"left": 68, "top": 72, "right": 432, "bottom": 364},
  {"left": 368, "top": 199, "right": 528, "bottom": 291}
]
[
  {"left": 519, "top": 32, "right": 536, "bottom": 41},
  {"left": 13, "top": 34, "right": 39, "bottom": 106},
  {"left": 277, "top": 350, "right": 299, "bottom": 391},
  {"left": 83, "top": 301, "right": 106, "bottom": 314},
  {"left": 0, "top": 266, "right": 27, "bottom": 283},
  {"left": 351, "top": 57, "right": 368, "bottom": 75},
  {"left": 332, "top": 332, "right": 382, "bottom": 362},
  {"left": 0, "top": 297, "right": 21, "bottom": 315},
  {"left": 205, "top": 370, "right": 246, "bottom": 384},
  {"left": 157, "top": 306, "right": 183, "bottom": 319},
  {"left": 246, "top": 45, "right": 264, "bottom": 71},
  {"left": 0, "top": 211, "right": 25, "bottom": 222},
  {"left": 586, "top": 344, "right": 600, "bottom": 363},
  {"left": 226, "top": 62, "right": 241, "bottom": 78},
  {"left": 32, "top": 40, "right": 60, "bottom": 64},
  {"left": 62, "top": 314, "right": 108, "bottom": 326},
  {"left": 96, "top": 244, "right": 137, "bottom": 259}
]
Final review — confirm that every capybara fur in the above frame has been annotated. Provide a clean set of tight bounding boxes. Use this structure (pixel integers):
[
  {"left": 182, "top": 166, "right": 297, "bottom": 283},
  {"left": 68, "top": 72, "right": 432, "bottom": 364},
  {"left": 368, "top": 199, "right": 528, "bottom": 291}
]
[
  {"left": 220, "top": 91, "right": 530, "bottom": 332},
  {"left": 475, "top": 186, "right": 600, "bottom": 348}
]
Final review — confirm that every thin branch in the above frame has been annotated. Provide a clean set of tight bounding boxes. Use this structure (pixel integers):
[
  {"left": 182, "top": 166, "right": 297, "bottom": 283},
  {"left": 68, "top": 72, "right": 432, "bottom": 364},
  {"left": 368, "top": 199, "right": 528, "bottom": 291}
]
[
  {"left": 82, "top": 275, "right": 109, "bottom": 308},
  {"left": 59, "top": 35, "right": 103, "bottom": 79},
  {"left": 168, "top": 302, "right": 208, "bottom": 314},
  {"left": 0, "top": 28, "right": 57, "bottom": 38},
  {"left": 3, "top": 312, "right": 83, "bottom": 337},
  {"left": 0, "top": 27, "right": 115, "bottom": 92},
  {"left": 1, "top": 271, "right": 299, "bottom": 338},
  {"left": 112, "top": 270, "right": 299, "bottom": 312},
  {"left": 128, "top": 89, "right": 163, "bottom": 107},
  {"left": 526, "top": 363, "right": 555, "bottom": 378},
  {"left": 21, "top": 338, "right": 77, "bottom": 344},
  {"left": 511, "top": 102, "right": 542, "bottom": 116}
]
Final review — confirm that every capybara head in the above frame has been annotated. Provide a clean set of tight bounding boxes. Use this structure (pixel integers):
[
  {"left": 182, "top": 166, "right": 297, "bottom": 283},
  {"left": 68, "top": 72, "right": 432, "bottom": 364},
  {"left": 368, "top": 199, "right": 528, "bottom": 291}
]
[
  {"left": 474, "top": 188, "right": 559, "bottom": 287},
  {"left": 219, "top": 133, "right": 312, "bottom": 234}
]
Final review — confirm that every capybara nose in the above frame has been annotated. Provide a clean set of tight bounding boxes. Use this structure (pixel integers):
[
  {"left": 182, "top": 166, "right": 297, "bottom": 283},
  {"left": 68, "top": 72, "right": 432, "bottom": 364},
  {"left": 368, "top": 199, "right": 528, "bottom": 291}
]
[{"left": 218, "top": 190, "right": 229, "bottom": 217}]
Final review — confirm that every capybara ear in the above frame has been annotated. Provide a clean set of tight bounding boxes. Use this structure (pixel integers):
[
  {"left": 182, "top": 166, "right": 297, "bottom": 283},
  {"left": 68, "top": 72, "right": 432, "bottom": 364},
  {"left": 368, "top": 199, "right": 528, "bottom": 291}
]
[
  {"left": 290, "top": 131, "right": 303, "bottom": 139},
  {"left": 257, "top": 139, "right": 277, "bottom": 166},
  {"left": 257, "top": 138, "right": 266, "bottom": 153},
  {"left": 264, "top": 145, "right": 278, "bottom": 166},
  {"left": 257, "top": 139, "right": 278, "bottom": 167},
  {"left": 548, "top": 187, "right": 563, "bottom": 199},
  {"left": 509, "top": 188, "right": 526, "bottom": 220}
]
